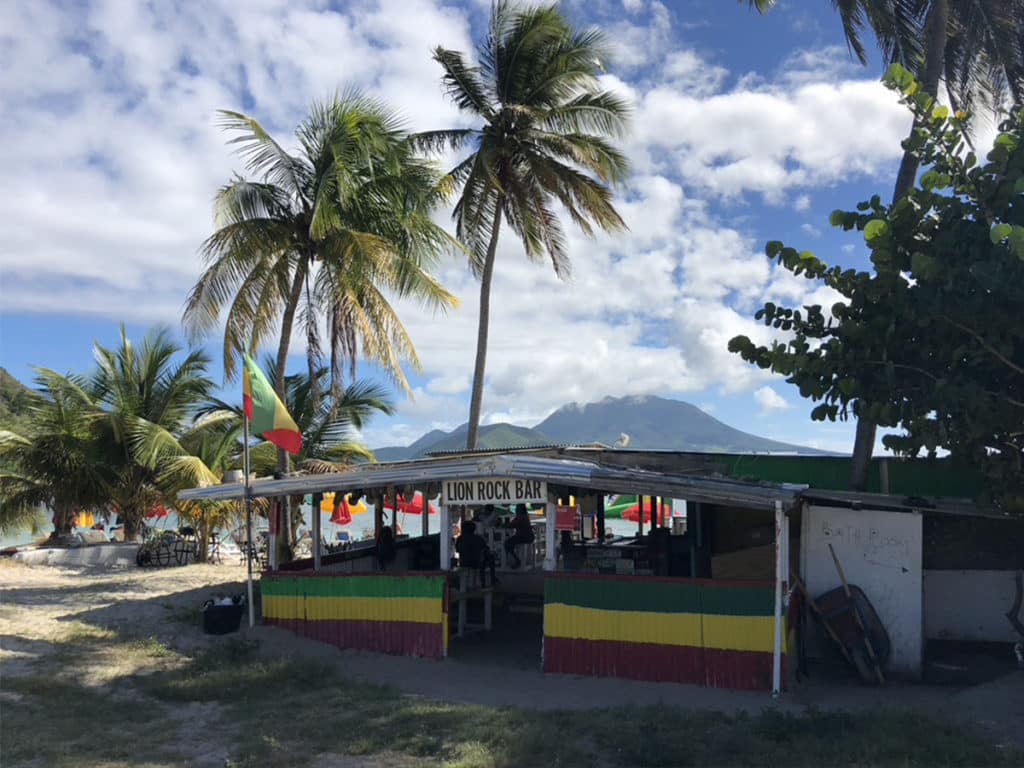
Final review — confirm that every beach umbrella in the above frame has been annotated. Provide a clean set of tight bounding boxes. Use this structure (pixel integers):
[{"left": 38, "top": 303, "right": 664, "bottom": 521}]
[
  {"left": 382, "top": 492, "right": 436, "bottom": 516},
  {"left": 330, "top": 496, "right": 352, "bottom": 526},
  {"left": 74, "top": 511, "right": 95, "bottom": 528},
  {"left": 145, "top": 505, "right": 169, "bottom": 519}
]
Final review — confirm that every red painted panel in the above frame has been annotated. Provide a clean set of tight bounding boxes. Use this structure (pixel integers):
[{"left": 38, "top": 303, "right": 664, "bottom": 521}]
[
  {"left": 276, "top": 618, "right": 443, "bottom": 659},
  {"left": 703, "top": 647, "right": 776, "bottom": 691},
  {"left": 543, "top": 637, "right": 705, "bottom": 685}
]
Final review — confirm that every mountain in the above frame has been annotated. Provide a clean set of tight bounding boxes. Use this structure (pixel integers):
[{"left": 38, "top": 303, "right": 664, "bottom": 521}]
[
  {"left": 373, "top": 423, "right": 553, "bottom": 461},
  {"left": 372, "top": 395, "right": 825, "bottom": 460},
  {"left": 0, "top": 368, "right": 35, "bottom": 435},
  {"left": 535, "top": 395, "right": 822, "bottom": 453}
]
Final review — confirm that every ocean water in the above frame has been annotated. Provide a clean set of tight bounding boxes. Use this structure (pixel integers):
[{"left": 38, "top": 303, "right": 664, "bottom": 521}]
[{"left": 1, "top": 498, "right": 677, "bottom": 549}]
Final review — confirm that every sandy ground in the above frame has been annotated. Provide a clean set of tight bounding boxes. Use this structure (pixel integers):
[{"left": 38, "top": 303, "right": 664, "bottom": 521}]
[{"left": 2, "top": 557, "right": 1022, "bottom": 758}]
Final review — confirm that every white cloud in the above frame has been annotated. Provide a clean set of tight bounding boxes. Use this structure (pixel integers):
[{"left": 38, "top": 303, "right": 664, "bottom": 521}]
[
  {"left": 0, "top": 0, "right": 936, "bottom": 448},
  {"left": 801, "top": 223, "right": 822, "bottom": 238},
  {"left": 754, "top": 386, "right": 791, "bottom": 414}
]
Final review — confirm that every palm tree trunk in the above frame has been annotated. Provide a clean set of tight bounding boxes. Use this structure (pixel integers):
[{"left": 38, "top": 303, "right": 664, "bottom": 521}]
[
  {"left": 466, "top": 198, "right": 505, "bottom": 450},
  {"left": 273, "top": 259, "right": 308, "bottom": 561},
  {"left": 52, "top": 502, "right": 75, "bottom": 538},
  {"left": 849, "top": 0, "right": 949, "bottom": 491}
]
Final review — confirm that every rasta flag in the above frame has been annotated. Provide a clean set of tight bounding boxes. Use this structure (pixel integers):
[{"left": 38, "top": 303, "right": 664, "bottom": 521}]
[{"left": 242, "top": 354, "right": 302, "bottom": 455}]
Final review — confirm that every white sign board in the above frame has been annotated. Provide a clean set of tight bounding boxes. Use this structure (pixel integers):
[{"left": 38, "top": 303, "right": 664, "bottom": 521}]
[
  {"left": 442, "top": 478, "right": 546, "bottom": 505},
  {"left": 802, "top": 505, "right": 923, "bottom": 677}
]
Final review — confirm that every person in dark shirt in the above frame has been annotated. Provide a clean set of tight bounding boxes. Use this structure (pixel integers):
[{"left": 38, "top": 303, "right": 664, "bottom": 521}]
[
  {"left": 456, "top": 520, "right": 496, "bottom": 585},
  {"left": 376, "top": 525, "right": 396, "bottom": 570},
  {"left": 504, "top": 504, "right": 536, "bottom": 568}
]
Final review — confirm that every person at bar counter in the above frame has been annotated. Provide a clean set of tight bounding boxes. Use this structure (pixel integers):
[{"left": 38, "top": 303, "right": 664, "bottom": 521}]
[
  {"left": 455, "top": 520, "right": 497, "bottom": 585},
  {"left": 504, "top": 504, "right": 535, "bottom": 569}
]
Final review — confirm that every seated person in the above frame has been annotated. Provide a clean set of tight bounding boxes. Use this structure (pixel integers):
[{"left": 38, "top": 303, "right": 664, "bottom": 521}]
[
  {"left": 455, "top": 520, "right": 496, "bottom": 585},
  {"left": 376, "top": 525, "right": 396, "bottom": 570},
  {"left": 504, "top": 504, "right": 536, "bottom": 568}
]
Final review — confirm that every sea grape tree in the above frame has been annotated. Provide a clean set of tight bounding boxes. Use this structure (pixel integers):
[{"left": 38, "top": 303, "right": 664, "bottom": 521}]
[{"left": 729, "top": 65, "right": 1024, "bottom": 509}]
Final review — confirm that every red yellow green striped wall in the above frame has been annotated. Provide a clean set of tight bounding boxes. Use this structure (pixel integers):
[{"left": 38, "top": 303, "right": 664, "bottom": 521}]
[
  {"left": 261, "top": 572, "right": 448, "bottom": 659},
  {"left": 543, "top": 574, "right": 783, "bottom": 690}
]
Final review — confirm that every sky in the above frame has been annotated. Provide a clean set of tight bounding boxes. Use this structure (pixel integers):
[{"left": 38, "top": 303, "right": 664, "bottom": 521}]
[{"left": 0, "top": 0, "right": 987, "bottom": 453}]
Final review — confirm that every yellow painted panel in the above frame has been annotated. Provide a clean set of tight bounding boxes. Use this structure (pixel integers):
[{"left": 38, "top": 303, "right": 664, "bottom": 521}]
[
  {"left": 263, "top": 595, "right": 442, "bottom": 624},
  {"left": 305, "top": 596, "right": 442, "bottom": 624},
  {"left": 702, "top": 614, "right": 779, "bottom": 653},
  {"left": 544, "top": 604, "right": 702, "bottom": 647}
]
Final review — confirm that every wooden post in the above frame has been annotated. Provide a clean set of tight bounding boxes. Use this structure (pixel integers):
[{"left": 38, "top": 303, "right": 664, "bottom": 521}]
[
  {"left": 421, "top": 487, "right": 430, "bottom": 539},
  {"left": 597, "top": 493, "right": 606, "bottom": 540},
  {"left": 544, "top": 493, "right": 556, "bottom": 571},
  {"left": 312, "top": 492, "right": 322, "bottom": 571},
  {"left": 637, "top": 495, "right": 644, "bottom": 538},
  {"left": 772, "top": 500, "right": 784, "bottom": 698},
  {"left": 440, "top": 502, "right": 450, "bottom": 571}
]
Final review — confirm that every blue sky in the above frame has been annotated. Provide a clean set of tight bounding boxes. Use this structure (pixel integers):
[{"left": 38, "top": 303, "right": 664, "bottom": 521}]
[{"left": 0, "top": 0, "right": 980, "bottom": 452}]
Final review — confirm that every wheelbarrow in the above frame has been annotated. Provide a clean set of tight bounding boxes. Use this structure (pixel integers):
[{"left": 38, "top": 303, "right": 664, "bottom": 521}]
[
  {"left": 813, "top": 583, "right": 891, "bottom": 683},
  {"left": 792, "top": 544, "right": 891, "bottom": 685}
]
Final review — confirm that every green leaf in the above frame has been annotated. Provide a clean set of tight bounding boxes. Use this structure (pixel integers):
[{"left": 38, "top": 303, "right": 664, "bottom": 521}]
[
  {"left": 864, "top": 219, "right": 889, "bottom": 244},
  {"left": 990, "top": 223, "right": 1012, "bottom": 244},
  {"left": 931, "top": 105, "right": 949, "bottom": 121}
]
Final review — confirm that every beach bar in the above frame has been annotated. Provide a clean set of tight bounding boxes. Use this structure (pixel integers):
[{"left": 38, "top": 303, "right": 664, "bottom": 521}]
[{"left": 179, "top": 453, "right": 800, "bottom": 693}]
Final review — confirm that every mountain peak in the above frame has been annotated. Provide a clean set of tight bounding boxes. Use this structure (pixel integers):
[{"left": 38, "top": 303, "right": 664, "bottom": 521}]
[{"left": 372, "top": 395, "right": 824, "bottom": 459}]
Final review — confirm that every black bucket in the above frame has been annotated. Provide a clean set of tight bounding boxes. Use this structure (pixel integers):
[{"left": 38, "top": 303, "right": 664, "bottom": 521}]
[{"left": 202, "top": 597, "right": 245, "bottom": 635}]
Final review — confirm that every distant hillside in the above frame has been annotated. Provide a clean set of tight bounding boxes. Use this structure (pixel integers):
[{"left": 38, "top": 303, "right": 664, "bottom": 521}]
[
  {"left": 535, "top": 395, "right": 822, "bottom": 453},
  {"left": 0, "top": 368, "right": 35, "bottom": 434},
  {"left": 374, "top": 422, "right": 553, "bottom": 461},
  {"left": 372, "top": 394, "right": 825, "bottom": 460}
]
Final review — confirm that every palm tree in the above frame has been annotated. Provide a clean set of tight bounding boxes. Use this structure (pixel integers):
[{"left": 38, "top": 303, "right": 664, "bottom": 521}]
[
  {"left": 0, "top": 370, "right": 108, "bottom": 538},
  {"left": 208, "top": 361, "right": 392, "bottom": 560},
  {"left": 184, "top": 94, "right": 458, "bottom": 408},
  {"left": 418, "top": 1, "right": 631, "bottom": 449},
  {"left": 90, "top": 326, "right": 216, "bottom": 540},
  {"left": 131, "top": 410, "right": 243, "bottom": 562},
  {"left": 745, "top": 0, "right": 1024, "bottom": 488},
  {"left": 246, "top": 361, "right": 394, "bottom": 477}
]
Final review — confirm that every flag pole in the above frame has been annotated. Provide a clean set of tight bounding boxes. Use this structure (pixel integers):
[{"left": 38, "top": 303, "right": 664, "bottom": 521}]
[{"left": 242, "top": 410, "right": 255, "bottom": 629}]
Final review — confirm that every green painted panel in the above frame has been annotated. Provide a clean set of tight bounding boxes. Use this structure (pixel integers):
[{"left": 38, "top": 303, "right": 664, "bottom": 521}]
[
  {"left": 545, "top": 577, "right": 774, "bottom": 617},
  {"left": 700, "top": 583, "right": 774, "bottom": 617},
  {"left": 545, "top": 577, "right": 701, "bottom": 614},
  {"left": 720, "top": 454, "right": 983, "bottom": 497},
  {"left": 263, "top": 574, "right": 445, "bottom": 600}
]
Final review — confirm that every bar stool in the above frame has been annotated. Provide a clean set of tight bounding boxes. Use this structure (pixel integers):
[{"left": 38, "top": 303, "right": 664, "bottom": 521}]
[{"left": 452, "top": 569, "right": 493, "bottom": 638}]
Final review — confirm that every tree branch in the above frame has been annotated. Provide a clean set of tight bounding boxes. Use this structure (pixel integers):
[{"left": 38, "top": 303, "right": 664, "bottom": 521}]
[{"left": 941, "top": 316, "right": 1024, "bottom": 377}]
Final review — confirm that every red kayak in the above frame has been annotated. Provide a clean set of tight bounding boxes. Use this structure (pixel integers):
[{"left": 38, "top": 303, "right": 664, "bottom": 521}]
[{"left": 620, "top": 499, "right": 672, "bottom": 524}]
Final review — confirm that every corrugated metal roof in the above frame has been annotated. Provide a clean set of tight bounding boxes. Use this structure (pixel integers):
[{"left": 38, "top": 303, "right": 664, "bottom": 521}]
[{"left": 178, "top": 452, "right": 801, "bottom": 511}]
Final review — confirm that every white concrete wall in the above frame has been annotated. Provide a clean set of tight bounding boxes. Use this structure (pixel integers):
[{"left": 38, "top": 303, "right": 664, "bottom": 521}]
[
  {"left": 924, "top": 570, "right": 1022, "bottom": 643},
  {"left": 801, "top": 505, "right": 923, "bottom": 677}
]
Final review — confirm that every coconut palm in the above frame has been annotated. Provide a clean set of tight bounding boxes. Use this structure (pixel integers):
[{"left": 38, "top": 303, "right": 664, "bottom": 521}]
[
  {"left": 184, "top": 94, "right": 458, "bottom": 408},
  {"left": 90, "top": 326, "right": 216, "bottom": 540},
  {"left": 202, "top": 361, "right": 392, "bottom": 559},
  {"left": 745, "top": 0, "right": 1024, "bottom": 488},
  {"left": 245, "top": 363, "right": 393, "bottom": 476},
  {"left": 0, "top": 370, "right": 108, "bottom": 538},
  {"left": 418, "top": 1, "right": 630, "bottom": 449},
  {"left": 131, "top": 410, "right": 243, "bottom": 562}
]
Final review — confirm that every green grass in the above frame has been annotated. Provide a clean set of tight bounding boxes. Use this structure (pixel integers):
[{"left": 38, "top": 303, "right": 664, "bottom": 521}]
[{"left": 2, "top": 629, "right": 1020, "bottom": 768}]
